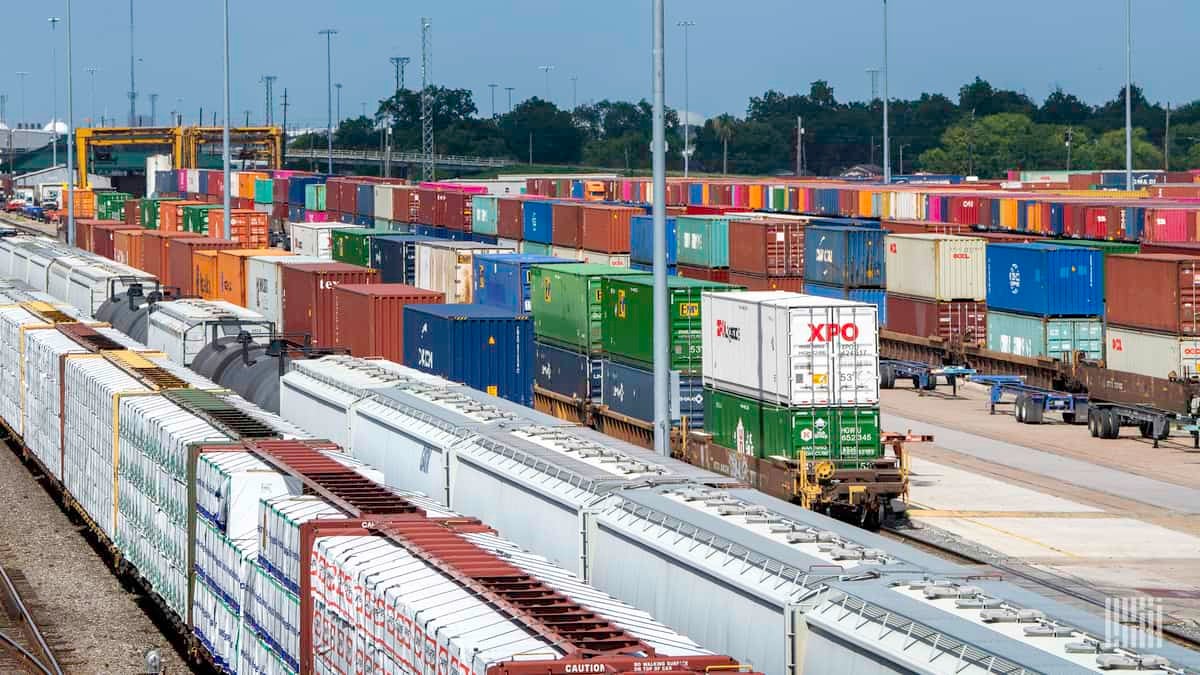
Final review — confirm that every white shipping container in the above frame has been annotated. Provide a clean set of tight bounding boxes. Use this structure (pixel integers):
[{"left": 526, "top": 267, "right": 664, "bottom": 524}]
[
  {"left": 373, "top": 184, "right": 394, "bottom": 221},
  {"left": 186, "top": 168, "right": 200, "bottom": 195},
  {"left": 885, "top": 233, "right": 986, "bottom": 301},
  {"left": 415, "top": 241, "right": 514, "bottom": 303},
  {"left": 146, "top": 154, "right": 172, "bottom": 197},
  {"left": 147, "top": 299, "right": 270, "bottom": 367},
  {"left": 246, "top": 255, "right": 325, "bottom": 329},
  {"left": 286, "top": 222, "right": 354, "bottom": 259},
  {"left": 702, "top": 291, "right": 880, "bottom": 406},
  {"left": 1106, "top": 325, "right": 1200, "bottom": 379}
]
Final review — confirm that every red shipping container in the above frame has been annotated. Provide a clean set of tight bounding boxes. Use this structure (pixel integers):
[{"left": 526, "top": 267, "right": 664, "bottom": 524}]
[
  {"left": 436, "top": 191, "right": 471, "bottom": 231},
  {"left": 1105, "top": 254, "right": 1200, "bottom": 335},
  {"left": 837, "top": 189, "right": 855, "bottom": 216},
  {"left": 92, "top": 222, "right": 143, "bottom": 260},
  {"left": 551, "top": 203, "right": 582, "bottom": 247},
  {"left": 496, "top": 198, "right": 524, "bottom": 239},
  {"left": 1140, "top": 242, "right": 1200, "bottom": 256},
  {"left": 281, "top": 262, "right": 379, "bottom": 345},
  {"left": 331, "top": 283, "right": 445, "bottom": 360},
  {"left": 168, "top": 237, "right": 240, "bottom": 295},
  {"left": 728, "top": 218, "right": 805, "bottom": 277},
  {"left": 886, "top": 294, "right": 987, "bottom": 345},
  {"left": 272, "top": 203, "right": 289, "bottom": 220},
  {"left": 326, "top": 178, "right": 342, "bottom": 213},
  {"left": 209, "top": 171, "right": 225, "bottom": 198},
  {"left": 727, "top": 271, "right": 803, "bottom": 292},
  {"left": 141, "top": 231, "right": 202, "bottom": 281},
  {"left": 339, "top": 180, "right": 359, "bottom": 215},
  {"left": 391, "top": 186, "right": 416, "bottom": 223},
  {"left": 580, "top": 204, "right": 636, "bottom": 253},
  {"left": 678, "top": 264, "right": 730, "bottom": 283},
  {"left": 416, "top": 188, "right": 437, "bottom": 225},
  {"left": 124, "top": 199, "right": 142, "bottom": 227},
  {"left": 1145, "top": 209, "right": 1195, "bottom": 243},
  {"left": 272, "top": 177, "right": 288, "bottom": 204},
  {"left": 74, "top": 219, "right": 98, "bottom": 250}
]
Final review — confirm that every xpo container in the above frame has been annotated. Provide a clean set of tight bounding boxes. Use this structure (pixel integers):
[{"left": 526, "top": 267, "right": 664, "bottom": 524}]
[
  {"left": 402, "top": 303, "right": 534, "bottom": 405},
  {"left": 472, "top": 253, "right": 570, "bottom": 312},
  {"left": 986, "top": 311, "right": 1104, "bottom": 360},
  {"left": 702, "top": 291, "right": 880, "bottom": 406},
  {"left": 245, "top": 254, "right": 325, "bottom": 327},
  {"left": 1105, "top": 254, "right": 1200, "bottom": 335},
  {"left": 1106, "top": 325, "right": 1200, "bottom": 379},
  {"left": 529, "top": 263, "right": 649, "bottom": 353},
  {"left": 885, "top": 233, "right": 986, "bottom": 300},
  {"left": 415, "top": 241, "right": 515, "bottom": 304},
  {"left": 803, "top": 226, "right": 885, "bottom": 288},
  {"left": 280, "top": 262, "right": 379, "bottom": 345},
  {"left": 601, "top": 275, "right": 737, "bottom": 374},
  {"left": 331, "top": 283, "right": 444, "bottom": 361},
  {"left": 986, "top": 243, "right": 1103, "bottom": 316},
  {"left": 886, "top": 295, "right": 987, "bottom": 344}
]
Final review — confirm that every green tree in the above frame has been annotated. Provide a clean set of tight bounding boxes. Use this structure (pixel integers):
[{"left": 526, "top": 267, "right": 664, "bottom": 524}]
[
  {"left": 1037, "top": 88, "right": 1093, "bottom": 125},
  {"left": 1074, "top": 127, "right": 1163, "bottom": 170},
  {"left": 334, "top": 116, "right": 378, "bottom": 148},
  {"left": 499, "top": 98, "right": 584, "bottom": 164}
]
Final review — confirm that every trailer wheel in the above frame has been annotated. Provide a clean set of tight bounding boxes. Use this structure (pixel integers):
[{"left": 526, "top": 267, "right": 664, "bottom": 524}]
[
  {"left": 880, "top": 363, "right": 896, "bottom": 389},
  {"left": 1025, "top": 400, "right": 1044, "bottom": 425},
  {"left": 1100, "top": 408, "right": 1120, "bottom": 439},
  {"left": 1088, "top": 408, "right": 1100, "bottom": 437},
  {"left": 1014, "top": 395, "right": 1027, "bottom": 423},
  {"left": 1139, "top": 421, "right": 1154, "bottom": 439}
]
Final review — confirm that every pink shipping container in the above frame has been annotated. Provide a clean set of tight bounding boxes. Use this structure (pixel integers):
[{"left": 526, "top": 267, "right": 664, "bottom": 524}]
[
  {"left": 176, "top": 169, "right": 187, "bottom": 194},
  {"left": 1145, "top": 209, "right": 1196, "bottom": 243},
  {"left": 304, "top": 210, "right": 329, "bottom": 223}
]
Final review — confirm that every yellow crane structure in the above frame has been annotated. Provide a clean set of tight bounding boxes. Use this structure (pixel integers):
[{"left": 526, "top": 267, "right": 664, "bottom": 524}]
[{"left": 75, "top": 126, "right": 284, "bottom": 189}]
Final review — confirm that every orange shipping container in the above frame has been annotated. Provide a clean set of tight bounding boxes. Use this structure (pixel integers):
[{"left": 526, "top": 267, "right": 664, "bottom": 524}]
[
  {"left": 72, "top": 189, "right": 96, "bottom": 218},
  {"left": 159, "top": 200, "right": 206, "bottom": 233},
  {"left": 142, "top": 231, "right": 202, "bottom": 280},
  {"left": 112, "top": 229, "right": 145, "bottom": 269},
  {"left": 193, "top": 250, "right": 220, "bottom": 299},
  {"left": 208, "top": 209, "right": 270, "bottom": 247},
  {"left": 216, "top": 248, "right": 291, "bottom": 305}
]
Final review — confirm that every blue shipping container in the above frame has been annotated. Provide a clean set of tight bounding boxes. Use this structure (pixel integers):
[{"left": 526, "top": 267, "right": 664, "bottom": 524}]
[
  {"left": 288, "top": 176, "right": 326, "bottom": 206},
  {"left": 523, "top": 201, "right": 554, "bottom": 244},
  {"left": 339, "top": 212, "right": 355, "bottom": 224},
  {"left": 535, "top": 340, "right": 601, "bottom": 401},
  {"left": 197, "top": 170, "right": 210, "bottom": 195},
  {"left": 802, "top": 282, "right": 888, "bottom": 326},
  {"left": 600, "top": 359, "right": 703, "bottom": 427},
  {"left": 802, "top": 226, "right": 885, "bottom": 288},
  {"left": 688, "top": 183, "right": 703, "bottom": 205},
  {"left": 808, "top": 216, "right": 881, "bottom": 229},
  {"left": 356, "top": 184, "right": 374, "bottom": 218},
  {"left": 471, "top": 233, "right": 499, "bottom": 245},
  {"left": 371, "top": 235, "right": 436, "bottom": 284},
  {"left": 570, "top": 180, "right": 585, "bottom": 199},
  {"left": 986, "top": 243, "right": 1103, "bottom": 317},
  {"left": 288, "top": 205, "right": 305, "bottom": 223},
  {"left": 630, "top": 215, "right": 677, "bottom": 265},
  {"left": 354, "top": 214, "right": 373, "bottom": 227},
  {"left": 402, "top": 304, "right": 534, "bottom": 406},
  {"left": 473, "top": 254, "right": 571, "bottom": 313}
]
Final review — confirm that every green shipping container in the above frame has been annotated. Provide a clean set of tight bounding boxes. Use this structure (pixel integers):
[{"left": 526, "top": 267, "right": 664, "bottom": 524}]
[
  {"left": 761, "top": 402, "right": 881, "bottom": 461},
  {"left": 139, "top": 197, "right": 180, "bottom": 230},
  {"left": 182, "top": 205, "right": 218, "bottom": 234},
  {"left": 704, "top": 388, "right": 764, "bottom": 457},
  {"left": 770, "top": 186, "right": 786, "bottom": 211},
  {"left": 676, "top": 215, "right": 730, "bottom": 268},
  {"left": 521, "top": 241, "right": 553, "bottom": 256},
  {"left": 95, "top": 192, "right": 132, "bottom": 221},
  {"left": 305, "top": 184, "right": 326, "bottom": 212},
  {"left": 1046, "top": 239, "right": 1140, "bottom": 256},
  {"left": 529, "top": 263, "right": 648, "bottom": 353},
  {"left": 472, "top": 195, "right": 499, "bottom": 235},
  {"left": 254, "top": 179, "right": 274, "bottom": 205},
  {"left": 601, "top": 275, "right": 737, "bottom": 373},
  {"left": 986, "top": 311, "right": 1104, "bottom": 361},
  {"left": 332, "top": 227, "right": 396, "bottom": 267}
]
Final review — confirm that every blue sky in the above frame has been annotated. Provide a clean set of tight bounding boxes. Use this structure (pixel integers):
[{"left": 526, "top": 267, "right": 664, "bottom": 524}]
[{"left": 1, "top": 1, "right": 1195, "bottom": 129}]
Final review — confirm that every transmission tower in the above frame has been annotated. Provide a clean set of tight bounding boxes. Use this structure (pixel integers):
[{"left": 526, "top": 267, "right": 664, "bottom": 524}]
[
  {"left": 390, "top": 56, "right": 410, "bottom": 93},
  {"left": 261, "top": 75, "right": 277, "bottom": 125},
  {"left": 420, "top": 18, "right": 434, "bottom": 181}
]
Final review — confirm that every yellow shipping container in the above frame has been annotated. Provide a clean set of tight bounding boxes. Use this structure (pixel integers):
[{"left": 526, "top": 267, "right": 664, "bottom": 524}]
[
  {"left": 999, "top": 198, "right": 1019, "bottom": 230},
  {"left": 857, "top": 190, "right": 875, "bottom": 218}
]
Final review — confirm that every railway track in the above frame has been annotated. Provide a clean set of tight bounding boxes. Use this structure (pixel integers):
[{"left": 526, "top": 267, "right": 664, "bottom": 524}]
[{"left": 0, "top": 552, "right": 67, "bottom": 675}]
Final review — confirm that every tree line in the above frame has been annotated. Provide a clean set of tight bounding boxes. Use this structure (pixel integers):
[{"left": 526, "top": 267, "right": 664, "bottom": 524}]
[{"left": 290, "top": 77, "right": 1200, "bottom": 178}]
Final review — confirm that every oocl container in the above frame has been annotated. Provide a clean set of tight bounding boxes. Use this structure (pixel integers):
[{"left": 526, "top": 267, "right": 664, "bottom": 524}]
[
  {"left": 1105, "top": 254, "right": 1200, "bottom": 335},
  {"left": 217, "top": 248, "right": 292, "bottom": 306},
  {"left": 1107, "top": 325, "right": 1200, "bottom": 379},
  {"left": 676, "top": 215, "right": 730, "bottom": 268},
  {"left": 167, "top": 237, "right": 240, "bottom": 296},
  {"left": 402, "top": 303, "right": 534, "bottom": 405},
  {"left": 601, "top": 275, "right": 737, "bottom": 374},
  {"left": 245, "top": 254, "right": 325, "bottom": 327},
  {"left": 529, "top": 263, "right": 648, "bottom": 353},
  {"left": 885, "top": 233, "right": 986, "bottom": 300},
  {"left": 472, "top": 253, "right": 571, "bottom": 312},
  {"left": 986, "top": 243, "right": 1103, "bottom": 316},
  {"left": 331, "top": 283, "right": 444, "bottom": 361},
  {"left": 702, "top": 291, "right": 880, "bottom": 407},
  {"left": 288, "top": 222, "right": 354, "bottom": 259},
  {"left": 281, "top": 262, "right": 379, "bottom": 345},
  {"left": 414, "top": 241, "right": 515, "bottom": 304},
  {"left": 803, "top": 225, "right": 885, "bottom": 288},
  {"left": 886, "top": 295, "right": 987, "bottom": 344},
  {"left": 986, "top": 310, "right": 1103, "bottom": 360}
]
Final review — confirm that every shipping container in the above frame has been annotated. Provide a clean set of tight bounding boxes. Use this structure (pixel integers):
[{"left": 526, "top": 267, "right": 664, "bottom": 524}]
[
  {"left": 472, "top": 253, "right": 571, "bottom": 312},
  {"left": 1106, "top": 325, "right": 1200, "bottom": 379},
  {"left": 166, "top": 237, "right": 239, "bottom": 296},
  {"left": 530, "top": 263, "right": 649, "bottom": 353},
  {"left": 217, "top": 248, "right": 292, "bottom": 306},
  {"left": 280, "top": 262, "right": 379, "bottom": 345},
  {"left": 208, "top": 209, "right": 270, "bottom": 247},
  {"left": 402, "top": 303, "right": 534, "bottom": 405},
  {"left": 986, "top": 310, "right": 1103, "bottom": 360},
  {"left": 679, "top": 264, "right": 731, "bottom": 284},
  {"left": 243, "top": 253, "right": 325, "bottom": 329},
  {"left": 521, "top": 241, "right": 553, "bottom": 255},
  {"left": 142, "top": 230, "right": 201, "bottom": 281},
  {"left": 760, "top": 402, "right": 881, "bottom": 461},
  {"left": 703, "top": 387, "right": 764, "bottom": 457},
  {"left": 496, "top": 197, "right": 524, "bottom": 239},
  {"left": 985, "top": 243, "right": 1103, "bottom": 316},
  {"left": 886, "top": 294, "right": 987, "bottom": 344},
  {"left": 601, "top": 275, "right": 736, "bottom": 374},
  {"left": 181, "top": 204, "right": 219, "bottom": 234},
  {"left": 630, "top": 215, "right": 677, "bottom": 265},
  {"left": 415, "top": 241, "right": 515, "bottom": 304},
  {"left": 534, "top": 340, "right": 601, "bottom": 401},
  {"left": 580, "top": 204, "right": 637, "bottom": 253},
  {"left": 330, "top": 227, "right": 395, "bottom": 267},
  {"left": 331, "top": 283, "right": 445, "bottom": 361},
  {"left": 370, "top": 234, "right": 436, "bottom": 284},
  {"left": 702, "top": 291, "right": 880, "bottom": 406},
  {"left": 287, "top": 222, "right": 354, "bottom": 259},
  {"left": 728, "top": 217, "right": 806, "bottom": 277},
  {"left": 90, "top": 222, "right": 142, "bottom": 260},
  {"left": 112, "top": 229, "right": 144, "bottom": 270},
  {"left": 802, "top": 283, "right": 887, "bottom": 326},
  {"left": 551, "top": 202, "right": 582, "bottom": 248},
  {"left": 725, "top": 271, "right": 802, "bottom": 292},
  {"left": 885, "top": 234, "right": 986, "bottom": 300},
  {"left": 139, "top": 197, "right": 181, "bottom": 230},
  {"left": 1049, "top": 238, "right": 1140, "bottom": 257},
  {"left": 192, "top": 250, "right": 220, "bottom": 299},
  {"left": 803, "top": 226, "right": 885, "bottom": 288},
  {"left": 676, "top": 215, "right": 730, "bottom": 268},
  {"left": 523, "top": 200, "right": 554, "bottom": 243},
  {"left": 1105, "top": 254, "right": 1200, "bottom": 335},
  {"left": 600, "top": 358, "right": 704, "bottom": 428},
  {"left": 471, "top": 195, "right": 498, "bottom": 235}
]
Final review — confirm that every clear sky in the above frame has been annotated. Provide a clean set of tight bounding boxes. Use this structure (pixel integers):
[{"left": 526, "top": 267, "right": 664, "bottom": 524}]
[{"left": 1, "top": 1, "right": 1195, "bottom": 129}]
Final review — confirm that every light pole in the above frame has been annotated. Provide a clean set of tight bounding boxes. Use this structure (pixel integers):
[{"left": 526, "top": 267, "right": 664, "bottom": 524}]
[
  {"left": 652, "top": 0, "right": 667, "bottom": 456},
  {"left": 15, "top": 72, "right": 29, "bottom": 127},
  {"left": 488, "top": 83, "right": 498, "bottom": 118},
  {"left": 505, "top": 86, "right": 514, "bottom": 113},
  {"left": 678, "top": 20, "right": 695, "bottom": 178},
  {"left": 221, "top": 0, "right": 231, "bottom": 240},
  {"left": 85, "top": 67, "right": 97, "bottom": 127},
  {"left": 898, "top": 143, "right": 909, "bottom": 175},
  {"left": 318, "top": 28, "right": 337, "bottom": 174},
  {"left": 66, "top": 0, "right": 75, "bottom": 246},
  {"left": 1124, "top": 0, "right": 1132, "bottom": 189},
  {"left": 538, "top": 65, "right": 554, "bottom": 102},
  {"left": 49, "top": 16, "right": 61, "bottom": 168},
  {"left": 881, "top": 0, "right": 891, "bottom": 184},
  {"left": 335, "top": 83, "right": 342, "bottom": 125}
]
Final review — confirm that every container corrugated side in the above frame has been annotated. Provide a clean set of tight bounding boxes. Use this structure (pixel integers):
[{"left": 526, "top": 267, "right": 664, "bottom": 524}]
[
  {"left": 802, "top": 226, "right": 885, "bottom": 288},
  {"left": 331, "top": 283, "right": 444, "bottom": 361},
  {"left": 986, "top": 243, "right": 1104, "bottom": 316},
  {"left": 885, "top": 234, "right": 985, "bottom": 301},
  {"left": 986, "top": 310, "right": 1103, "bottom": 360},
  {"left": 676, "top": 215, "right": 730, "bottom": 268},
  {"left": 1106, "top": 325, "right": 1200, "bottom": 379}
]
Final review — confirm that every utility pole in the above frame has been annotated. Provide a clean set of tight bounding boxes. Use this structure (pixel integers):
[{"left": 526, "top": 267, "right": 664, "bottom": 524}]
[
  {"left": 261, "top": 75, "right": 276, "bottom": 125},
  {"left": 651, "top": 0, "right": 667, "bottom": 457},
  {"left": 678, "top": 20, "right": 694, "bottom": 178},
  {"left": 505, "top": 87, "right": 514, "bottom": 113},
  {"left": 488, "top": 83, "right": 498, "bottom": 118},
  {"left": 1164, "top": 103, "right": 1171, "bottom": 171},
  {"left": 881, "top": 0, "right": 891, "bottom": 184},
  {"left": 222, "top": 0, "right": 231, "bottom": 239},
  {"left": 1124, "top": 0, "right": 1132, "bottom": 189},
  {"left": 244, "top": 109, "right": 251, "bottom": 126},
  {"left": 319, "top": 28, "right": 337, "bottom": 175},
  {"left": 150, "top": 93, "right": 158, "bottom": 126},
  {"left": 335, "top": 83, "right": 342, "bottom": 125},
  {"left": 899, "top": 143, "right": 909, "bottom": 175},
  {"left": 538, "top": 65, "right": 554, "bottom": 102},
  {"left": 796, "top": 117, "right": 804, "bottom": 176},
  {"left": 49, "top": 16, "right": 60, "bottom": 168},
  {"left": 16, "top": 72, "right": 28, "bottom": 128},
  {"left": 129, "top": 0, "right": 136, "bottom": 126},
  {"left": 420, "top": 17, "right": 434, "bottom": 181},
  {"left": 280, "top": 88, "right": 288, "bottom": 164},
  {"left": 528, "top": 131, "right": 533, "bottom": 165},
  {"left": 85, "top": 67, "right": 98, "bottom": 127},
  {"left": 866, "top": 68, "right": 880, "bottom": 101},
  {"left": 968, "top": 108, "right": 976, "bottom": 176},
  {"left": 1065, "top": 126, "right": 1073, "bottom": 171},
  {"left": 389, "top": 56, "right": 406, "bottom": 93},
  {"left": 66, "top": 0, "right": 75, "bottom": 245}
]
